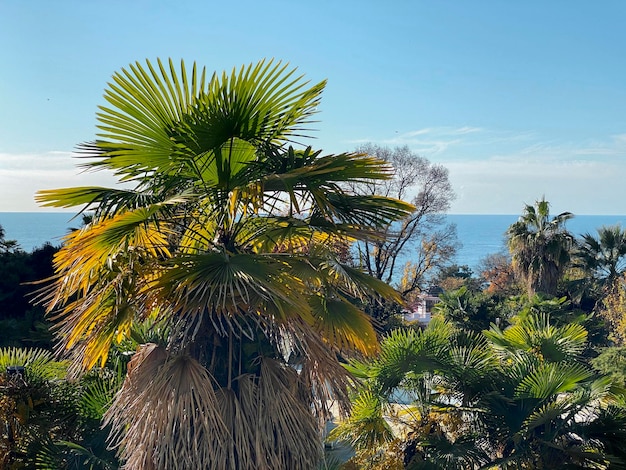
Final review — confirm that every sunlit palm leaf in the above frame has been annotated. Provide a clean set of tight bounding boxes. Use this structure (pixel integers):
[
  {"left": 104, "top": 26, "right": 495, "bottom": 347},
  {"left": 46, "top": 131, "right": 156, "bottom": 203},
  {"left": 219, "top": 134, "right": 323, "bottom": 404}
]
[
  {"left": 155, "top": 252, "right": 315, "bottom": 334},
  {"left": 0, "top": 347, "right": 66, "bottom": 381},
  {"left": 329, "top": 389, "right": 394, "bottom": 451},
  {"left": 486, "top": 313, "right": 587, "bottom": 362},
  {"left": 309, "top": 294, "right": 378, "bottom": 355},
  {"left": 516, "top": 362, "right": 593, "bottom": 399}
]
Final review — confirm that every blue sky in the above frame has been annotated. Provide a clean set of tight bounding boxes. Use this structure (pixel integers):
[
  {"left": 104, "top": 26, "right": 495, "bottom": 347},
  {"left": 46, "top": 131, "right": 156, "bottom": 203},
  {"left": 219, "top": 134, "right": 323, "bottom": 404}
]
[{"left": 1, "top": 1, "right": 625, "bottom": 214}]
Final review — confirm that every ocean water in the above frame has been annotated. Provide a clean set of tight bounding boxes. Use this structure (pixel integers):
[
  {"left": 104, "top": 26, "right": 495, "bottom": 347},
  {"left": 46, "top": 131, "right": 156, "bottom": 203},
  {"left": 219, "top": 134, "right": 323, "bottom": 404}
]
[
  {"left": 1, "top": 212, "right": 624, "bottom": 270},
  {"left": 0, "top": 212, "right": 78, "bottom": 251},
  {"left": 448, "top": 214, "right": 626, "bottom": 270}
]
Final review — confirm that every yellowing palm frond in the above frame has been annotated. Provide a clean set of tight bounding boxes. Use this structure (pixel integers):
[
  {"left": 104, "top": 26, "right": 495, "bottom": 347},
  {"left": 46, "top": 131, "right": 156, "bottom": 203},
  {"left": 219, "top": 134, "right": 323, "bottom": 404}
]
[
  {"left": 156, "top": 252, "right": 311, "bottom": 326},
  {"left": 309, "top": 294, "right": 378, "bottom": 355}
]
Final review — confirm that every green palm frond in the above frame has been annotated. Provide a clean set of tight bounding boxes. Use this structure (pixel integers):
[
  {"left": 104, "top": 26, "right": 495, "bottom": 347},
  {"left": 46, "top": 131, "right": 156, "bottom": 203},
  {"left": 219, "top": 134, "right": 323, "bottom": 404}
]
[
  {"left": 318, "top": 258, "right": 404, "bottom": 303},
  {"left": 445, "top": 331, "right": 498, "bottom": 388},
  {"left": 263, "top": 150, "right": 396, "bottom": 190},
  {"left": 36, "top": 186, "right": 170, "bottom": 213},
  {"left": 34, "top": 438, "right": 118, "bottom": 470},
  {"left": 309, "top": 294, "right": 378, "bottom": 355},
  {"left": 78, "top": 365, "right": 124, "bottom": 420},
  {"left": 198, "top": 60, "right": 324, "bottom": 145},
  {"left": 156, "top": 251, "right": 311, "bottom": 322},
  {"left": 580, "top": 404, "right": 626, "bottom": 464},
  {"left": 413, "top": 433, "right": 490, "bottom": 470},
  {"left": 91, "top": 59, "right": 324, "bottom": 179},
  {"left": 516, "top": 362, "right": 593, "bottom": 399},
  {"left": 0, "top": 347, "right": 66, "bottom": 381},
  {"left": 486, "top": 313, "right": 587, "bottom": 362},
  {"left": 240, "top": 216, "right": 335, "bottom": 253},
  {"left": 521, "top": 399, "right": 572, "bottom": 433},
  {"left": 372, "top": 321, "right": 453, "bottom": 393},
  {"left": 329, "top": 389, "right": 394, "bottom": 451}
]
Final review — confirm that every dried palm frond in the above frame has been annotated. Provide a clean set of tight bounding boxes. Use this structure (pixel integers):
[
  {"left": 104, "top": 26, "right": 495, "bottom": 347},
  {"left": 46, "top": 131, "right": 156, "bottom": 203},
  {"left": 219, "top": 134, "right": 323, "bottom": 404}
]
[
  {"left": 218, "top": 359, "right": 322, "bottom": 470},
  {"left": 282, "top": 319, "right": 356, "bottom": 419},
  {"left": 104, "top": 345, "right": 226, "bottom": 469}
]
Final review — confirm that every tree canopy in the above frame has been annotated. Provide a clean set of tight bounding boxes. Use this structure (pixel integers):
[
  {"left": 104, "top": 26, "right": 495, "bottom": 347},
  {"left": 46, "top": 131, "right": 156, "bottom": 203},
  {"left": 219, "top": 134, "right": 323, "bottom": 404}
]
[
  {"left": 34, "top": 58, "right": 415, "bottom": 469},
  {"left": 507, "top": 198, "right": 574, "bottom": 297}
]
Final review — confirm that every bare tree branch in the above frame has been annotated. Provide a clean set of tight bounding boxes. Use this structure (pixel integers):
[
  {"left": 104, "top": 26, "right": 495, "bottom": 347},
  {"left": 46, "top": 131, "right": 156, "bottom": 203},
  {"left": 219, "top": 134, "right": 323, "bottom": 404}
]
[{"left": 351, "top": 144, "right": 458, "bottom": 293}]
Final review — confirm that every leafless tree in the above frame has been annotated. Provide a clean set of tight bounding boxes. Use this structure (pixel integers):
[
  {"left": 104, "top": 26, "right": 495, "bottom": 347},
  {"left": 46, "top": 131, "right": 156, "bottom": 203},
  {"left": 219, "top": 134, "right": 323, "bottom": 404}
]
[{"left": 351, "top": 144, "right": 458, "bottom": 295}]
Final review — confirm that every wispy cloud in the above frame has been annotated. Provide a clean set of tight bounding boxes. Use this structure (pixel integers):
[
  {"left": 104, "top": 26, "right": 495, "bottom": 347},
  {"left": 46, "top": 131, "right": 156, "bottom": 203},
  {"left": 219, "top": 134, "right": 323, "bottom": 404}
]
[
  {"left": 0, "top": 151, "right": 120, "bottom": 211},
  {"left": 0, "top": 151, "right": 75, "bottom": 171},
  {"left": 486, "top": 134, "right": 626, "bottom": 163},
  {"left": 402, "top": 126, "right": 484, "bottom": 137},
  {"left": 377, "top": 126, "right": 485, "bottom": 154},
  {"left": 346, "top": 126, "right": 626, "bottom": 214},
  {"left": 345, "top": 126, "right": 487, "bottom": 154}
]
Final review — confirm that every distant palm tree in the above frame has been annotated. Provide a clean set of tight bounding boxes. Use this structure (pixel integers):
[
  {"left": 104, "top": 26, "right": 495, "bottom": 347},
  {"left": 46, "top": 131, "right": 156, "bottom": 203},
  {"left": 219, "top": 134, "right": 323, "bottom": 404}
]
[
  {"left": 576, "top": 224, "right": 626, "bottom": 293},
  {"left": 507, "top": 198, "right": 574, "bottom": 296},
  {"left": 0, "top": 224, "right": 20, "bottom": 253},
  {"left": 35, "top": 59, "right": 413, "bottom": 469}
]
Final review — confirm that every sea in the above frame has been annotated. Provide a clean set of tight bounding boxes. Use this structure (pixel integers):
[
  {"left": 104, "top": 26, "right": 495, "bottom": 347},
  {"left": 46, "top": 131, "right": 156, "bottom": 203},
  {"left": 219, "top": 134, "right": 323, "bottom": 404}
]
[{"left": 1, "top": 212, "right": 625, "bottom": 271}]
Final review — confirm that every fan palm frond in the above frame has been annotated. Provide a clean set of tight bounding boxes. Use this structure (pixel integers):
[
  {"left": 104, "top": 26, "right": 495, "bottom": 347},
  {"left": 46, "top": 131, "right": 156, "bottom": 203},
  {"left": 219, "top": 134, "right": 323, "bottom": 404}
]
[{"left": 329, "top": 389, "right": 394, "bottom": 451}]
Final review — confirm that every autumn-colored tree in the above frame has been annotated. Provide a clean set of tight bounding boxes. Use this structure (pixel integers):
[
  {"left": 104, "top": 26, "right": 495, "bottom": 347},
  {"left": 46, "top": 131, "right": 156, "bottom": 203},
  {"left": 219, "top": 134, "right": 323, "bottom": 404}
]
[
  {"left": 479, "top": 252, "right": 518, "bottom": 296},
  {"left": 600, "top": 274, "right": 626, "bottom": 345}
]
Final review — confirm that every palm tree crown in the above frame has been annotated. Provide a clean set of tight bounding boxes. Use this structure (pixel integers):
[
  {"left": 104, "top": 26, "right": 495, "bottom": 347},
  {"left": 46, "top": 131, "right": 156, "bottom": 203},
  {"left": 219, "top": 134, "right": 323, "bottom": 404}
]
[
  {"left": 507, "top": 198, "right": 574, "bottom": 296},
  {"left": 36, "top": 59, "right": 414, "bottom": 469},
  {"left": 576, "top": 224, "right": 626, "bottom": 292}
]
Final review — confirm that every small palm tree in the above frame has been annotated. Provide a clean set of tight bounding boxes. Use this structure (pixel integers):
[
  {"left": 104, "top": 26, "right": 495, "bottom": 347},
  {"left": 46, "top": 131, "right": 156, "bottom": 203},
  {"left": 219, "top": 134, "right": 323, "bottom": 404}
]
[
  {"left": 334, "top": 308, "right": 626, "bottom": 469},
  {"left": 0, "top": 348, "right": 68, "bottom": 467},
  {"left": 576, "top": 224, "right": 626, "bottom": 294},
  {"left": 36, "top": 59, "right": 414, "bottom": 469},
  {"left": 507, "top": 198, "right": 574, "bottom": 297}
]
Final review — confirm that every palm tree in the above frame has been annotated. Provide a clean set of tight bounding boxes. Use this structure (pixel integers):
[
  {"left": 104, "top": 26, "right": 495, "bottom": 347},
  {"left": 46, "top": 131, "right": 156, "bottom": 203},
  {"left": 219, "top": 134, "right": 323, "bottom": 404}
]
[
  {"left": 334, "top": 314, "right": 626, "bottom": 469},
  {"left": 575, "top": 226, "right": 626, "bottom": 345},
  {"left": 35, "top": 59, "right": 414, "bottom": 469},
  {"left": 507, "top": 198, "right": 574, "bottom": 297},
  {"left": 0, "top": 347, "right": 70, "bottom": 467},
  {"left": 576, "top": 224, "right": 626, "bottom": 293}
]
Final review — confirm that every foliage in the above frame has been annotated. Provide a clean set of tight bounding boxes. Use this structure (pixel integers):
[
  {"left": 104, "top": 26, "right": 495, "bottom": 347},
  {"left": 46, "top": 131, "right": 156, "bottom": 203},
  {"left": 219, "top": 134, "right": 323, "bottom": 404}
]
[
  {"left": 0, "top": 346, "right": 141, "bottom": 468},
  {"left": 599, "top": 275, "right": 626, "bottom": 345},
  {"left": 592, "top": 346, "right": 626, "bottom": 387},
  {"left": 431, "top": 286, "right": 504, "bottom": 333},
  {"left": 361, "top": 297, "right": 408, "bottom": 334},
  {"left": 333, "top": 313, "right": 626, "bottom": 469},
  {"left": 0, "top": 225, "right": 20, "bottom": 254},
  {"left": 35, "top": 59, "right": 415, "bottom": 469},
  {"left": 570, "top": 226, "right": 626, "bottom": 345},
  {"left": 507, "top": 197, "right": 574, "bottom": 297},
  {"left": 479, "top": 252, "right": 519, "bottom": 296},
  {"left": 0, "top": 240, "right": 58, "bottom": 348},
  {"left": 431, "top": 264, "right": 484, "bottom": 292},
  {"left": 0, "top": 348, "right": 66, "bottom": 468},
  {"left": 575, "top": 224, "right": 626, "bottom": 294}
]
